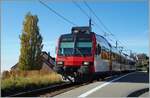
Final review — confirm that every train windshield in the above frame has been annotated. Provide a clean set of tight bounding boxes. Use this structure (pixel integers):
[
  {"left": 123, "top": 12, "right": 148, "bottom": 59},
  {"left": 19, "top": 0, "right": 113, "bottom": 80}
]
[
  {"left": 58, "top": 34, "right": 92, "bottom": 56},
  {"left": 75, "top": 35, "right": 92, "bottom": 56},
  {"left": 75, "top": 42, "right": 92, "bottom": 56},
  {"left": 58, "top": 42, "right": 74, "bottom": 56}
]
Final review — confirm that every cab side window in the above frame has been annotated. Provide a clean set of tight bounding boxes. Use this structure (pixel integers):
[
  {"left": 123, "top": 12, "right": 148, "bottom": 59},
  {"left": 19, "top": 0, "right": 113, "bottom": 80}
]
[{"left": 96, "top": 44, "right": 101, "bottom": 55}]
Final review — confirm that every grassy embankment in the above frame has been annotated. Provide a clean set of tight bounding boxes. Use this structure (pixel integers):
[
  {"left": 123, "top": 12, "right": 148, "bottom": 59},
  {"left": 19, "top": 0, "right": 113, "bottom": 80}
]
[{"left": 1, "top": 70, "right": 62, "bottom": 96}]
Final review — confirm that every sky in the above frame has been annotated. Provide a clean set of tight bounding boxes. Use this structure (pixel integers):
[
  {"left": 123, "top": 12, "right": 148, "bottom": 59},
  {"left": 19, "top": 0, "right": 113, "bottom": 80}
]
[{"left": 1, "top": 0, "right": 149, "bottom": 71}]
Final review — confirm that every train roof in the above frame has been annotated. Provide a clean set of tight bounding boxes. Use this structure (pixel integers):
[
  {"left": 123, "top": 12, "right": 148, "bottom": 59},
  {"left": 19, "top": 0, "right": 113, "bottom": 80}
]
[
  {"left": 60, "top": 32, "right": 94, "bottom": 38},
  {"left": 121, "top": 53, "right": 135, "bottom": 62},
  {"left": 59, "top": 32, "right": 94, "bottom": 42},
  {"left": 126, "top": 55, "right": 135, "bottom": 62},
  {"left": 95, "top": 34, "right": 111, "bottom": 49},
  {"left": 71, "top": 26, "right": 91, "bottom": 34},
  {"left": 111, "top": 46, "right": 120, "bottom": 54}
]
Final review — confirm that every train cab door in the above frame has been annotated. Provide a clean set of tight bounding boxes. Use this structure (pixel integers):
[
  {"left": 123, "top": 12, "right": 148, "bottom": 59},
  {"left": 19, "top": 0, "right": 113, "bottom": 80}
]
[{"left": 94, "top": 44, "right": 102, "bottom": 72}]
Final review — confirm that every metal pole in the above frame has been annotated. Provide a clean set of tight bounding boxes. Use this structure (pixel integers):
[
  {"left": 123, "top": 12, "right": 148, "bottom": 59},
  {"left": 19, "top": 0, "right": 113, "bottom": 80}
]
[
  {"left": 89, "top": 18, "right": 92, "bottom": 32},
  {"left": 116, "top": 41, "right": 118, "bottom": 48}
]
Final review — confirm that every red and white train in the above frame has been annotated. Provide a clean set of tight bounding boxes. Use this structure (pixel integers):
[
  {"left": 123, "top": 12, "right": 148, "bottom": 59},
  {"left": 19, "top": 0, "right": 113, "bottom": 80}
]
[{"left": 54, "top": 26, "right": 136, "bottom": 82}]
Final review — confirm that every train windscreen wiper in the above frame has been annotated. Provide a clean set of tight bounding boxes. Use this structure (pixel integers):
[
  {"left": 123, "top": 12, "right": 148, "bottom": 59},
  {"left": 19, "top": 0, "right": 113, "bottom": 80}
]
[{"left": 75, "top": 48, "right": 84, "bottom": 57}]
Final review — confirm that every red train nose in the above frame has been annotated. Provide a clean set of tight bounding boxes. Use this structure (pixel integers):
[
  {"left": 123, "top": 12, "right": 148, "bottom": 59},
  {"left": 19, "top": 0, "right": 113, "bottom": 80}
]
[
  {"left": 64, "top": 57, "right": 84, "bottom": 67},
  {"left": 56, "top": 56, "right": 93, "bottom": 67}
]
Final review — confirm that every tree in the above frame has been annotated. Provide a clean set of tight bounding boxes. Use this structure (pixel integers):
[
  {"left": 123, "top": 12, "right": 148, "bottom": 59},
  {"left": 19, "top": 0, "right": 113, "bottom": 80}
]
[
  {"left": 137, "top": 53, "right": 149, "bottom": 67},
  {"left": 18, "top": 12, "right": 43, "bottom": 70},
  {"left": 137, "top": 53, "right": 148, "bottom": 60}
]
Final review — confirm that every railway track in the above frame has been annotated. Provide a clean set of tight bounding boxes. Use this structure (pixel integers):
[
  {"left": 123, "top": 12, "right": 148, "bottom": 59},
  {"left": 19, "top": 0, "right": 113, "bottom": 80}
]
[
  {"left": 38, "top": 73, "right": 124, "bottom": 97},
  {"left": 7, "top": 82, "right": 89, "bottom": 97},
  {"left": 6, "top": 73, "right": 126, "bottom": 97},
  {"left": 7, "top": 82, "right": 71, "bottom": 97},
  {"left": 39, "top": 82, "right": 90, "bottom": 97}
]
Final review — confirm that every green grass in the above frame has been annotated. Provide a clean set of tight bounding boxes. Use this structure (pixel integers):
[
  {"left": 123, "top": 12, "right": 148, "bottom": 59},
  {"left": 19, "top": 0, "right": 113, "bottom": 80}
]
[{"left": 1, "top": 70, "right": 62, "bottom": 96}]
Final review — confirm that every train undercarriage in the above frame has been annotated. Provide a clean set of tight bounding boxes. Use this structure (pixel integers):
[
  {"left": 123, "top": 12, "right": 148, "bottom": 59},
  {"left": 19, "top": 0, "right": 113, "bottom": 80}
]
[
  {"left": 54, "top": 65, "right": 136, "bottom": 83},
  {"left": 54, "top": 65, "right": 94, "bottom": 83},
  {"left": 54, "top": 66, "right": 117, "bottom": 83}
]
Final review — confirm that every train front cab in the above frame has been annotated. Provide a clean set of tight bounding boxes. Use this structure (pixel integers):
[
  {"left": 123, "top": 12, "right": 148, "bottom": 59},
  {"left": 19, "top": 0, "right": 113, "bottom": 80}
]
[{"left": 55, "top": 30, "right": 96, "bottom": 82}]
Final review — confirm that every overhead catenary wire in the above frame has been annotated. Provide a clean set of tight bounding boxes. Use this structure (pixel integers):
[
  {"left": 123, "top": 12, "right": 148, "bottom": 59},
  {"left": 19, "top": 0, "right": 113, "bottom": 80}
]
[
  {"left": 72, "top": 0, "right": 90, "bottom": 19},
  {"left": 83, "top": 1, "right": 132, "bottom": 53},
  {"left": 82, "top": 0, "right": 118, "bottom": 44},
  {"left": 72, "top": 0, "right": 114, "bottom": 42},
  {"left": 39, "top": 0, "right": 77, "bottom": 26},
  {"left": 73, "top": 0, "right": 118, "bottom": 46},
  {"left": 83, "top": 0, "right": 112, "bottom": 36},
  {"left": 72, "top": 0, "right": 105, "bottom": 33},
  {"left": 39, "top": 0, "right": 132, "bottom": 55}
]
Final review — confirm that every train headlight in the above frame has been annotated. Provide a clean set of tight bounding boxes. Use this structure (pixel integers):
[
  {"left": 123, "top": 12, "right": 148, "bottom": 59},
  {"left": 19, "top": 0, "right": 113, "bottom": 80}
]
[
  {"left": 83, "top": 61, "right": 90, "bottom": 66},
  {"left": 57, "top": 61, "right": 63, "bottom": 65}
]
